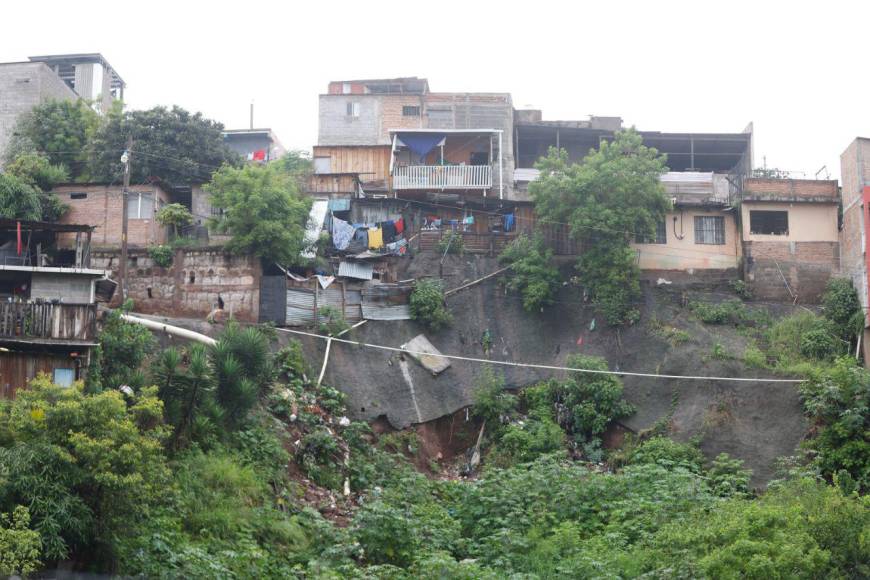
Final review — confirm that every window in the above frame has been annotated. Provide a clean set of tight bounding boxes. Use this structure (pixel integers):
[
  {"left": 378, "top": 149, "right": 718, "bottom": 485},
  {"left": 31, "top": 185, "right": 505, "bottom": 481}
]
[
  {"left": 342, "top": 82, "right": 351, "bottom": 94},
  {"left": 694, "top": 215, "right": 725, "bottom": 245},
  {"left": 346, "top": 102, "right": 360, "bottom": 117},
  {"left": 53, "top": 368, "right": 75, "bottom": 387},
  {"left": 470, "top": 152, "right": 489, "bottom": 166},
  {"left": 70, "top": 192, "right": 87, "bottom": 200},
  {"left": 127, "top": 192, "right": 155, "bottom": 219},
  {"left": 636, "top": 220, "right": 667, "bottom": 244},
  {"left": 402, "top": 105, "right": 421, "bottom": 117},
  {"left": 314, "top": 157, "right": 332, "bottom": 174},
  {"left": 749, "top": 210, "right": 789, "bottom": 235}
]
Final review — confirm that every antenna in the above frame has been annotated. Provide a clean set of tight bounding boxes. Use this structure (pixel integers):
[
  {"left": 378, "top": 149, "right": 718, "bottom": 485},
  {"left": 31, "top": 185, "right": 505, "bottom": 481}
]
[
  {"left": 815, "top": 165, "right": 829, "bottom": 180},
  {"left": 250, "top": 100, "right": 254, "bottom": 130}
]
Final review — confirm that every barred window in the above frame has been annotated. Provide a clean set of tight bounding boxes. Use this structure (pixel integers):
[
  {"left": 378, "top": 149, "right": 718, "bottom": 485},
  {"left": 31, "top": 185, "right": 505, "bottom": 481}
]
[
  {"left": 635, "top": 220, "right": 667, "bottom": 244},
  {"left": 694, "top": 215, "right": 725, "bottom": 245},
  {"left": 402, "top": 105, "right": 421, "bottom": 117}
]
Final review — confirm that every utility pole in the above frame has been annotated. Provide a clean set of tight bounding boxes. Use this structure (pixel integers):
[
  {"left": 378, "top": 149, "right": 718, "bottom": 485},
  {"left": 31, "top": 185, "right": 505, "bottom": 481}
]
[{"left": 119, "top": 136, "right": 132, "bottom": 302}]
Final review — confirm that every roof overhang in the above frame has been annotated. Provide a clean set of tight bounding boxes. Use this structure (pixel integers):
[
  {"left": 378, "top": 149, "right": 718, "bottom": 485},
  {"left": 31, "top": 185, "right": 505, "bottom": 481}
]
[
  {"left": 390, "top": 128, "right": 502, "bottom": 135},
  {"left": 0, "top": 266, "right": 108, "bottom": 276}
]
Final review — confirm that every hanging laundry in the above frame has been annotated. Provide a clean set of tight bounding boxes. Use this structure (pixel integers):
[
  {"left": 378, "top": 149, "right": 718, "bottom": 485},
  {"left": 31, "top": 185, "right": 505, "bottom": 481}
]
[
  {"left": 368, "top": 226, "right": 384, "bottom": 249},
  {"left": 395, "top": 217, "right": 405, "bottom": 234},
  {"left": 386, "top": 238, "right": 408, "bottom": 256},
  {"left": 382, "top": 220, "right": 397, "bottom": 242},
  {"left": 503, "top": 213, "right": 515, "bottom": 232},
  {"left": 463, "top": 215, "right": 475, "bottom": 225},
  {"left": 331, "top": 216, "right": 356, "bottom": 250}
]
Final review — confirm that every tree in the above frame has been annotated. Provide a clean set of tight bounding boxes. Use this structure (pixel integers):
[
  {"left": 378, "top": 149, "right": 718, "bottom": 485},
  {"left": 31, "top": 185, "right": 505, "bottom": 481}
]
[
  {"left": 88, "top": 105, "right": 241, "bottom": 186},
  {"left": 205, "top": 162, "right": 312, "bottom": 265},
  {"left": 96, "top": 303, "right": 155, "bottom": 390},
  {"left": 530, "top": 129, "right": 670, "bottom": 325},
  {"left": 156, "top": 203, "right": 193, "bottom": 238},
  {"left": 5, "top": 99, "right": 99, "bottom": 179},
  {"left": 4, "top": 153, "right": 69, "bottom": 221},
  {"left": 498, "top": 234, "right": 561, "bottom": 312},
  {"left": 0, "top": 174, "right": 43, "bottom": 221}
]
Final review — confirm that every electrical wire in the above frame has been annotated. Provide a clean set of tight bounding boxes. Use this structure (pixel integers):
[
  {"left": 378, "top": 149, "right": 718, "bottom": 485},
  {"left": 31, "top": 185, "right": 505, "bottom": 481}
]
[{"left": 273, "top": 326, "right": 805, "bottom": 384}]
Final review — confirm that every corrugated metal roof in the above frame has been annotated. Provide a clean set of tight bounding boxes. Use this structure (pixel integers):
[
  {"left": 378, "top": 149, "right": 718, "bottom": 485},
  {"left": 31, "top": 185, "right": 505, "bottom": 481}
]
[
  {"left": 338, "top": 261, "right": 374, "bottom": 280},
  {"left": 361, "top": 303, "right": 411, "bottom": 320}
]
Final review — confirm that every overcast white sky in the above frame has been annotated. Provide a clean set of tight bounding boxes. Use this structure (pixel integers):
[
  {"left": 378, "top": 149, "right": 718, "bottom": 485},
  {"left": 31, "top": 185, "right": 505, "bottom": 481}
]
[{"left": 3, "top": 0, "right": 868, "bottom": 179}]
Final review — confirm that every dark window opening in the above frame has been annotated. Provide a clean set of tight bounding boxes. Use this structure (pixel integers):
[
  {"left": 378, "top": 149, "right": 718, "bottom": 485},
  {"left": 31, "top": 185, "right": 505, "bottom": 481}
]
[
  {"left": 129, "top": 257, "right": 138, "bottom": 267},
  {"left": 749, "top": 210, "right": 789, "bottom": 235},
  {"left": 189, "top": 271, "right": 196, "bottom": 284},
  {"left": 402, "top": 105, "right": 421, "bottom": 117},
  {"left": 694, "top": 216, "right": 725, "bottom": 245},
  {"left": 146, "top": 287, "right": 153, "bottom": 298},
  {"left": 636, "top": 220, "right": 667, "bottom": 244},
  {"left": 70, "top": 192, "right": 87, "bottom": 200}
]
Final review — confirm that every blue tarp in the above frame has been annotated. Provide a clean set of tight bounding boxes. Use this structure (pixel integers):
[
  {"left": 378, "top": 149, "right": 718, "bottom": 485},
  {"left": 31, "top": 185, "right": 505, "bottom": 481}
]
[{"left": 400, "top": 133, "right": 446, "bottom": 162}]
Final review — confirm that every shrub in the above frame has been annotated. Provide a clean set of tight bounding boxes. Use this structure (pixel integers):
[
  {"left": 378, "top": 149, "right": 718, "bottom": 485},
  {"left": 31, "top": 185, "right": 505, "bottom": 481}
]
[
  {"left": 498, "top": 234, "right": 561, "bottom": 312},
  {"left": 147, "top": 244, "right": 174, "bottom": 268},
  {"left": 410, "top": 278, "right": 452, "bottom": 330},
  {"left": 156, "top": 202, "right": 193, "bottom": 238},
  {"left": 707, "top": 453, "right": 752, "bottom": 497},
  {"left": 821, "top": 278, "right": 862, "bottom": 340},
  {"left": 767, "top": 311, "right": 844, "bottom": 367},
  {"left": 729, "top": 279, "right": 752, "bottom": 300},
  {"left": 297, "top": 428, "right": 344, "bottom": 490},
  {"left": 437, "top": 230, "right": 465, "bottom": 255},
  {"left": 97, "top": 301, "right": 155, "bottom": 390},
  {"left": 628, "top": 437, "right": 705, "bottom": 473},
  {"left": 317, "top": 305, "right": 349, "bottom": 337},
  {"left": 472, "top": 366, "right": 517, "bottom": 426},
  {"left": 690, "top": 299, "right": 749, "bottom": 325},
  {"left": 800, "top": 327, "right": 840, "bottom": 360},
  {"left": 0, "top": 506, "right": 41, "bottom": 576}
]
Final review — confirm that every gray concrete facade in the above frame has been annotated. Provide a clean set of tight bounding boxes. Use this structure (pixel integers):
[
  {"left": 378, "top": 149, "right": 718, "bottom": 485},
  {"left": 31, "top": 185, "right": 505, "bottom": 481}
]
[{"left": 0, "top": 62, "right": 77, "bottom": 164}]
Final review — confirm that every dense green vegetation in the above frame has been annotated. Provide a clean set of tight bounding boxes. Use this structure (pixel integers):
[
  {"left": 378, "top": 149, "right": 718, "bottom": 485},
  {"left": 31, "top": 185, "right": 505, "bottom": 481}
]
[
  {"left": 410, "top": 278, "right": 452, "bottom": 330},
  {"left": 498, "top": 233, "right": 561, "bottom": 311},
  {"left": 530, "top": 129, "right": 671, "bottom": 325},
  {"left": 1, "top": 278, "right": 869, "bottom": 576}
]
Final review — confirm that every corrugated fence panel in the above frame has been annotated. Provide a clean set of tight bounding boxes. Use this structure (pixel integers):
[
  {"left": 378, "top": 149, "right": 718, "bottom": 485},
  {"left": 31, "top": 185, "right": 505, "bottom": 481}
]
[
  {"left": 259, "top": 276, "right": 287, "bottom": 324},
  {"left": 286, "top": 288, "right": 316, "bottom": 326},
  {"left": 317, "top": 286, "right": 362, "bottom": 323}
]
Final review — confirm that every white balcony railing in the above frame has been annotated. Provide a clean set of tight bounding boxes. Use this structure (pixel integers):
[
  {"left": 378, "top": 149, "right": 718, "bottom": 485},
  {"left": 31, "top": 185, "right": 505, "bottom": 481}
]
[{"left": 392, "top": 165, "right": 492, "bottom": 190}]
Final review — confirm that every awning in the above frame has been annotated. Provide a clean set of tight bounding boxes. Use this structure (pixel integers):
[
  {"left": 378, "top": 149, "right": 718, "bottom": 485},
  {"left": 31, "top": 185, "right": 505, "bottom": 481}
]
[
  {"left": 338, "top": 261, "right": 374, "bottom": 280},
  {"left": 397, "top": 132, "right": 446, "bottom": 162}
]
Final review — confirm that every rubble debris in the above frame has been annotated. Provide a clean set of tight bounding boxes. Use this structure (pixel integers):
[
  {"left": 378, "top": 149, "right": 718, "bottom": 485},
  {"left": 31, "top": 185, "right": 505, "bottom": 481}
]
[{"left": 401, "top": 334, "right": 451, "bottom": 375}]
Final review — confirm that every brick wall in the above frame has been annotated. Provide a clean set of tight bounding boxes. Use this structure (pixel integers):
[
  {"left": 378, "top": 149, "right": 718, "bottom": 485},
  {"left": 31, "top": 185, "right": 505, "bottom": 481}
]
[
  {"left": 53, "top": 184, "right": 170, "bottom": 248},
  {"left": 743, "top": 241, "right": 839, "bottom": 302},
  {"left": 92, "top": 247, "right": 262, "bottom": 322},
  {"left": 743, "top": 177, "right": 838, "bottom": 200},
  {"left": 839, "top": 138, "right": 870, "bottom": 315}
]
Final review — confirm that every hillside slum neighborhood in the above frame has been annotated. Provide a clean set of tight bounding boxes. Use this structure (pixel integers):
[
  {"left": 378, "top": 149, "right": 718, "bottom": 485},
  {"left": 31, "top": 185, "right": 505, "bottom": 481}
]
[{"left": 0, "top": 53, "right": 864, "bottom": 397}]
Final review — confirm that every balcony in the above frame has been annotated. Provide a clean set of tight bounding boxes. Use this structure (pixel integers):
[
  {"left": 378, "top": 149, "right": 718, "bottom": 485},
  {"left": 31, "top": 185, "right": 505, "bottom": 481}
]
[
  {"left": 392, "top": 165, "right": 492, "bottom": 190},
  {"left": 0, "top": 302, "right": 97, "bottom": 343}
]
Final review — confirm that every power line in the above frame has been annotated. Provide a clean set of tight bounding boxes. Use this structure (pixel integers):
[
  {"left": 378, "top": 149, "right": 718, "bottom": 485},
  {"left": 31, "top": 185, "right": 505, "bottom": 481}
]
[{"left": 274, "top": 326, "right": 805, "bottom": 384}]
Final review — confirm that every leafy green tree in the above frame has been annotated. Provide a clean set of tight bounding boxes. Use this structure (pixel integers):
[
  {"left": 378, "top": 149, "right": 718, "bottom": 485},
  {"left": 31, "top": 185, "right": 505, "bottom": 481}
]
[
  {"left": 5, "top": 99, "right": 99, "bottom": 178},
  {"left": 4, "top": 153, "right": 69, "bottom": 221},
  {"left": 89, "top": 105, "right": 240, "bottom": 186},
  {"left": 530, "top": 129, "right": 670, "bottom": 324},
  {"left": 498, "top": 234, "right": 561, "bottom": 311},
  {"left": 0, "top": 376, "right": 169, "bottom": 563},
  {"left": 0, "top": 174, "right": 42, "bottom": 221},
  {"left": 156, "top": 202, "right": 193, "bottom": 238},
  {"left": 409, "top": 278, "right": 452, "bottom": 330},
  {"left": 206, "top": 162, "right": 312, "bottom": 265}
]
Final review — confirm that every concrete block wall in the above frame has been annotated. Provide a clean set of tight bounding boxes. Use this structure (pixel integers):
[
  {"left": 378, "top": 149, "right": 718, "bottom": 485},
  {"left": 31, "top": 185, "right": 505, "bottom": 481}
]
[
  {"left": 743, "top": 177, "right": 839, "bottom": 200},
  {"left": 0, "top": 62, "right": 77, "bottom": 165},
  {"left": 92, "top": 248, "right": 262, "bottom": 322},
  {"left": 318, "top": 95, "right": 383, "bottom": 145},
  {"left": 743, "top": 241, "right": 839, "bottom": 302},
  {"left": 840, "top": 138, "right": 870, "bottom": 314}
]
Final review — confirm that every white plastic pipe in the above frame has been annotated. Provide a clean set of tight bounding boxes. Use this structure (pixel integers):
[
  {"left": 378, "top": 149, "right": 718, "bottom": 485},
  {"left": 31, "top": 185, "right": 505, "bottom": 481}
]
[{"left": 121, "top": 313, "right": 217, "bottom": 346}]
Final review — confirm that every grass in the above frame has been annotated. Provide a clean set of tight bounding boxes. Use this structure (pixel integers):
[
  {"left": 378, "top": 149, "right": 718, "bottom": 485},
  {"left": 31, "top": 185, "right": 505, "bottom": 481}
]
[{"left": 648, "top": 316, "right": 691, "bottom": 346}]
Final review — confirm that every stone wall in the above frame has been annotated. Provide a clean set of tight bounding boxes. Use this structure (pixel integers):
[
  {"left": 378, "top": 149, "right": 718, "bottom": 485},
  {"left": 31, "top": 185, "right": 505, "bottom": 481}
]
[
  {"left": 92, "top": 247, "right": 262, "bottom": 322},
  {"left": 743, "top": 241, "right": 839, "bottom": 302}
]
